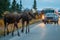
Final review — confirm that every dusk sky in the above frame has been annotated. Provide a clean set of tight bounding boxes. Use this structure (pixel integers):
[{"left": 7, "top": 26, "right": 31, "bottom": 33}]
[{"left": 11, "top": 0, "right": 60, "bottom": 10}]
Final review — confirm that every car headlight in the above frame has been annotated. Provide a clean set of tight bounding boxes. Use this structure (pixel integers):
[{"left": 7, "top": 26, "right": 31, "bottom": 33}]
[{"left": 42, "top": 15, "right": 45, "bottom": 20}]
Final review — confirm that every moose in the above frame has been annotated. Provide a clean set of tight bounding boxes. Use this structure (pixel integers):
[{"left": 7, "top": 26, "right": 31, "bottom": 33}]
[
  {"left": 3, "top": 9, "right": 35, "bottom": 36},
  {"left": 20, "top": 9, "right": 35, "bottom": 33},
  {"left": 4, "top": 12, "right": 21, "bottom": 36}
]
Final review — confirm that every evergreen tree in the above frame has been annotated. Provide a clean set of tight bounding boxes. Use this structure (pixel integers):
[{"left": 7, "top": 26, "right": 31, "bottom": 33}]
[
  {"left": 16, "top": 3, "right": 20, "bottom": 12},
  {"left": 33, "top": 0, "right": 37, "bottom": 16},
  {"left": 20, "top": 0, "right": 22, "bottom": 13},
  {"left": 11, "top": 0, "right": 17, "bottom": 11},
  {"left": 33, "top": 0, "right": 37, "bottom": 10},
  {"left": 0, "top": 0, "right": 10, "bottom": 17}
]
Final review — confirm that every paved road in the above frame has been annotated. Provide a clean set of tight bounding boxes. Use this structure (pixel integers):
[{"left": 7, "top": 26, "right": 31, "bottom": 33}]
[{"left": 0, "top": 22, "right": 60, "bottom": 40}]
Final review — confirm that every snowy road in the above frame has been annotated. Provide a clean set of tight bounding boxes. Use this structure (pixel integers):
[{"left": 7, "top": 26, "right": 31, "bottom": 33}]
[{"left": 0, "top": 22, "right": 60, "bottom": 40}]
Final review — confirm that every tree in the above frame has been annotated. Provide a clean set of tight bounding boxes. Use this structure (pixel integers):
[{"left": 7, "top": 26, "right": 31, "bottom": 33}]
[
  {"left": 0, "top": 0, "right": 10, "bottom": 17},
  {"left": 33, "top": 0, "right": 37, "bottom": 10},
  {"left": 19, "top": 0, "right": 22, "bottom": 13},
  {"left": 11, "top": 0, "right": 17, "bottom": 11},
  {"left": 32, "top": 0, "right": 38, "bottom": 16},
  {"left": 16, "top": 3, "right": 20, "bottom": 12},
  {"left": 32, "top": 0, "right": 38, "bottom": 18}
]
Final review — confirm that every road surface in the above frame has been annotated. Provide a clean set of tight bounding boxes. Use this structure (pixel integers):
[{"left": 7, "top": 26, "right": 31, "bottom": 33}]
[{"left": 0, "top": 22, "right": 60, "bottom": 40}]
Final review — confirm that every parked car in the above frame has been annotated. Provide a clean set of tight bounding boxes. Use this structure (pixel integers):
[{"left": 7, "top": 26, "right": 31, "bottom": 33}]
[{"left": 43, "top": 13, "right": 58, "bottom": 24}]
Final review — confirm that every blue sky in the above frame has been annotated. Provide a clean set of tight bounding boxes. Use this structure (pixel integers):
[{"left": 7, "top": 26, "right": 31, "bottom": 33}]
[{"left": 11, "top": 0, "right": 60, "bottom": 10}]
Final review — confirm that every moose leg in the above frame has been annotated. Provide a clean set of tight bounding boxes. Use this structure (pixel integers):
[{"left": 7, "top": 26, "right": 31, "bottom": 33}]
[
  {"left": 16, "top": 24, "right": 20, "bottom": 36},
  {"left": 4, "top": 22, "right": 7, "bottom": 36},
  {"left": 4, "top": 23, "right": 9, "bottom": 36},
  {"left": 21, "top": 21, "right": 24, "bottom": 33},
  {"left": 27, "top": 21, "right": 30, "bottom": 33},
  {"left": 6, "top": 23, "right": 9, "bottom": 35},
  {"left": 4, "top": 26, "right": 6, "bottom": 36},
  {"left": 12, "top": 25, "right": 15, "bottom": 36},
  {"left": 26, "top": 22, "right": 28, "bottom": 34},
  {"left": 26, "top": 21, "right": 29, "bottom": 34}
]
